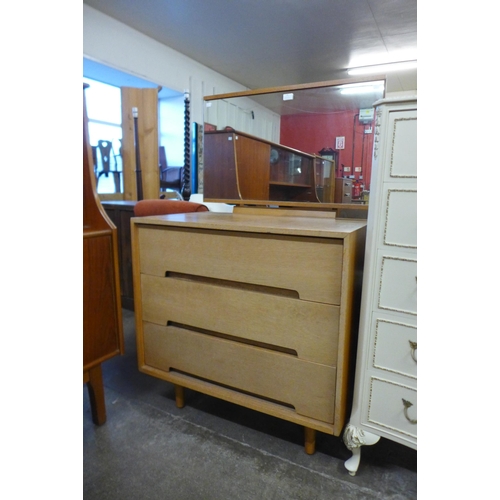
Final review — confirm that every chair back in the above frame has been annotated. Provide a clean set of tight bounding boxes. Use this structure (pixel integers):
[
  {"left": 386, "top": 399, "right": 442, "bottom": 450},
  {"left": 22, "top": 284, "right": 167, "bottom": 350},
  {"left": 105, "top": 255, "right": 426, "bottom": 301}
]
[
  {"left": 134, "top": 199, "right": 208, "bottom": 217},
  {"left": 98, "top": 140, "right": 114, "bottom": 174}
]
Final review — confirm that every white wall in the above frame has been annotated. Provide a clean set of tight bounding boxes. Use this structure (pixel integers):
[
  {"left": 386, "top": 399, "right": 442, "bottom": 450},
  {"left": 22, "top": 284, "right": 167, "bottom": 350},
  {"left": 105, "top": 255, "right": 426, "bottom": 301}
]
[
  {"left": 83, "top": 4, "right": 249, "bottom": 125},
  {"left": 84, "top": 5, "right": 280, "bottom": 145}
]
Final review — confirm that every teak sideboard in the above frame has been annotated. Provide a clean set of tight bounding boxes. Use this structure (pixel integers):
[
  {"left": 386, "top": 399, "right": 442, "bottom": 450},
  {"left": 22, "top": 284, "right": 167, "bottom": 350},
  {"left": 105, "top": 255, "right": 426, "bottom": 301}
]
[
  {"left": 131, "top": 210, "right": 366, "bottom": 451},
  {"left": 203, "top": 130, "right": 336, "bottom": 205}
]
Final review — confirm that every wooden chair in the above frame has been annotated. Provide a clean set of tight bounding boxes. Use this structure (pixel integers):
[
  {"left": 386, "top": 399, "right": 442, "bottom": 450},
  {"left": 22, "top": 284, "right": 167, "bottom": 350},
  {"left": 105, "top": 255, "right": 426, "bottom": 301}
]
[
  {"left": 133, "top": 199, "right": 208, "bottom": 217},
  {"left": 97, "top": 140, "right": 121, "bottom": 192},
  {"left": 159, "top": 146, "right": 184, "bottom": 194}
]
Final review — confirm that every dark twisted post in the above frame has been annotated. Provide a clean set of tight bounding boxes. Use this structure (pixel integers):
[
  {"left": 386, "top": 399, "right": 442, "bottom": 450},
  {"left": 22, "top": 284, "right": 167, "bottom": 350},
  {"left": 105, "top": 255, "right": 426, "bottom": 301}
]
[
  {"left": 132, "top": 107, "right": 143, "bottom": 200},
  {"left": 181, "top": 90, "right": 191, "bottom": 200}
]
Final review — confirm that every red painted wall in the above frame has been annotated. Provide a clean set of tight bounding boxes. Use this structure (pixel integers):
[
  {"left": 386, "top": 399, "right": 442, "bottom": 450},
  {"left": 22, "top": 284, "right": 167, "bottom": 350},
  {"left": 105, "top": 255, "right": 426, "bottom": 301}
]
[{"left": 280, "top": 110, "right": 374, "bottom": 190}]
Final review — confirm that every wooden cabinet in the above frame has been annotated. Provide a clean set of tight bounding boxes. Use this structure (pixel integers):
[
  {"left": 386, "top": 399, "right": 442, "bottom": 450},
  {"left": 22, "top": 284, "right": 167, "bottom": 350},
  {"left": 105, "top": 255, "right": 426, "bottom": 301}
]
[
  {"left": 343, "top": 96, "right": 417, "bottom": 475},
  {"left": 335, "top": 178, "right": 353, "bottom": 203},
  {"left": 314, "top": 156, "right": 336, "bottom": 203},
  {"left": 102, "top": 201, "right": 137, "bottom": 310},
  {"left": 203, "top": 130, "right": 335, "bottom": 206},
  {"left": 83, "top": 85, "right": 124, "bottom": 425},
  {"left": 131, "top": 210, "right": 366, "bottom": 450}
]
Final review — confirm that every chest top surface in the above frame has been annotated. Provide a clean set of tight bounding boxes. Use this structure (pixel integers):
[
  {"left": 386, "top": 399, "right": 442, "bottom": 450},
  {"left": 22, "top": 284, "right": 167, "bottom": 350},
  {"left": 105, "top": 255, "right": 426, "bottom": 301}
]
[{"left": 131, "top": 211, "right": 366, "bottom": 239}]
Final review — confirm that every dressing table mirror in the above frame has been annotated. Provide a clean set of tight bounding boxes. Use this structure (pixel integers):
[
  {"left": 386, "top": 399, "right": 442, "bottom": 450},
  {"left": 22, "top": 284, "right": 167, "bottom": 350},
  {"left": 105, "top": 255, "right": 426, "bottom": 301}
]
[{"left": 202, "top": 76, "right": 385, "bottom": 213}]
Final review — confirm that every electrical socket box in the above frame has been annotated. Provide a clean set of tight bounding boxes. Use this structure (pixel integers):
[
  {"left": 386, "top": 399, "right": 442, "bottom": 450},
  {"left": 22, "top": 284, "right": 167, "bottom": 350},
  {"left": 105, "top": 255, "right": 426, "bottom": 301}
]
[{"left": 359, "top": 108, "right": 375, "bottom": 124}]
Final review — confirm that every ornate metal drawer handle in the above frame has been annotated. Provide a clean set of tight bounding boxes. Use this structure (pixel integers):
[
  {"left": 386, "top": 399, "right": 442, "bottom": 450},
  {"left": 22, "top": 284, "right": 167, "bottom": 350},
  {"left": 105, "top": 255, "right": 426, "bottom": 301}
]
[
  {"left": 402, "top": 399, "right": 417, "bottom": 424},
  {"left": 409, "top": 340, "right": 417, "bottom": 362}
]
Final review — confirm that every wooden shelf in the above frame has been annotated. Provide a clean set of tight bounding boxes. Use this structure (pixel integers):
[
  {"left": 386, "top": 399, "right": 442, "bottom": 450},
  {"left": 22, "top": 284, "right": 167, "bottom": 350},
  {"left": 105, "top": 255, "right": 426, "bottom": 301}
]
[{"left": 269, "top": 181, "right": 311, "bottom": 188}]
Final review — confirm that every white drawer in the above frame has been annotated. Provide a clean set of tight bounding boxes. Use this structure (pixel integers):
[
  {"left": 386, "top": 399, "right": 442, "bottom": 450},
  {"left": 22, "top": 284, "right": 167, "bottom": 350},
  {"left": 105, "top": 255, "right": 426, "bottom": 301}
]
[
  {"left": 367, "top": 377, "right": 417, "bottom": 440},
  {"left": 371, "top": 315, "right": 417, "bottom": 379},
  {"left": 385, "top": 108, "right": 417, "bottom": 181},
  {"left": 382, "top": 187, "right": 417, "bottom": 249},
  {"left": 377, "top": 254, "right": 417, "bottom": 316}
]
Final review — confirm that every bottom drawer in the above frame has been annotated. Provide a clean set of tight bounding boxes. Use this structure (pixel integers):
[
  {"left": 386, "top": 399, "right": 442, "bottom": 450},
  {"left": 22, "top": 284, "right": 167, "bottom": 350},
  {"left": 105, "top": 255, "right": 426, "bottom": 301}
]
[
  {"left": 367, "top": 377, "right": 417, "bottom": 440},
  {"left": 142, "top": 321, "right": 336, "bottom": 423}
]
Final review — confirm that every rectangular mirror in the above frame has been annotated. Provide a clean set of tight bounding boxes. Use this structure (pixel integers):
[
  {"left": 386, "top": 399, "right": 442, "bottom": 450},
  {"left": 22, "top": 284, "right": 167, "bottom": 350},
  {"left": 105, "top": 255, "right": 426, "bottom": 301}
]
[{"left": 202, "top": 76, "right": 385, "bottom": 210}]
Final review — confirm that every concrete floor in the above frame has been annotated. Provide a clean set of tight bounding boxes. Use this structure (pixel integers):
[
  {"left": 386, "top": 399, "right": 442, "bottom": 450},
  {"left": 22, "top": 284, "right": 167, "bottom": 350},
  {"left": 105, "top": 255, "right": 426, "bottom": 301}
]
[{"left": 83, "top": 309, "right": 417, "bottom": 499}]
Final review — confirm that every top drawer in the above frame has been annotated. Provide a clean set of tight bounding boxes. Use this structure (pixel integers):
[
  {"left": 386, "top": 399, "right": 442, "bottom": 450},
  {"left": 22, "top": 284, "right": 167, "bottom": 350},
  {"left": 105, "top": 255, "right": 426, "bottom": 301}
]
[
  {"left": 137, "top": 226, "right": 344, "bottom": 304},
  {"left": 385, "top": 108, "right": 417, "bottom": 181}
]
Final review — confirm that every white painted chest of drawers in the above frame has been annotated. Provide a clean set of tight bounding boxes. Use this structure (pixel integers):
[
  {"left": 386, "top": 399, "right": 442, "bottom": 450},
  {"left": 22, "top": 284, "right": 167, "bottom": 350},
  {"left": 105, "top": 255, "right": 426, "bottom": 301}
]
[{"left": 343, "top": 96, "right": 417, "bottom": 475}]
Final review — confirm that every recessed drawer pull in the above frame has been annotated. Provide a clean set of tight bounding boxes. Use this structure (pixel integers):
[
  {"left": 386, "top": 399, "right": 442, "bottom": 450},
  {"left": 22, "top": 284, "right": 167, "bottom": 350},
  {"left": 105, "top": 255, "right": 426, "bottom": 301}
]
[
  {"left": 409, "top": 340, "right": 417, "bottom": 362},
  {"left": 402, "top": 399, "right": 417, "bottom": 424}
]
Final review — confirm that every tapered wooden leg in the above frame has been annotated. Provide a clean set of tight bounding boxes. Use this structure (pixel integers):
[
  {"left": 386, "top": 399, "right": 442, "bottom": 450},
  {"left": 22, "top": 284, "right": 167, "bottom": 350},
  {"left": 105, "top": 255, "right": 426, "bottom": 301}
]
[
  {"left": 174, "top": 385, "right": 185, "bottom": 408},
  {"left": 86, "top": 364, "right": 107, "bottom": 425},
  {"left": 304, "top": 427, "right": 316, "bottom": 455}
]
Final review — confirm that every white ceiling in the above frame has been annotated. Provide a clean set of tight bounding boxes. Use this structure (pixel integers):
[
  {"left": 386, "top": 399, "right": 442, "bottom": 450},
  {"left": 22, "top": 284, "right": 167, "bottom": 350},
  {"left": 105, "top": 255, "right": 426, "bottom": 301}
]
[{"left": 83, "top": 0, "right": 417, "bottom": 93}]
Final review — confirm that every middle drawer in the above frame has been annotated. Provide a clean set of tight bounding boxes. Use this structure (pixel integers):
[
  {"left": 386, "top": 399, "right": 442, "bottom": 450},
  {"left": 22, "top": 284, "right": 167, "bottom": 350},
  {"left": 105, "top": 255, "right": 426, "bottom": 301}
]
[
  {"left": 377, "top": 253, "right": 417, "bottom": 316},
  {"left": 141, "top": 274, "right": 340, "bottom": 366}
]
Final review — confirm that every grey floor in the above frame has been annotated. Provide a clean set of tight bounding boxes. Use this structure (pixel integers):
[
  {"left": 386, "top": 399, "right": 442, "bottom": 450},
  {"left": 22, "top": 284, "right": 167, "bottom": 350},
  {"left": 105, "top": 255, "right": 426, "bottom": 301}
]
[{"left": 83, "top": 309, "right": 417, "bottom": 499}]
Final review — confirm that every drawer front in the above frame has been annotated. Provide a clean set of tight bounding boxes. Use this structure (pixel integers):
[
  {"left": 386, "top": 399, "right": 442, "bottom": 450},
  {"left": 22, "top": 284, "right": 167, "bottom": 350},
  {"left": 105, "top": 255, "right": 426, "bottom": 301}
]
[
  {"left": 143, "top": 322, "right": 336, "bottom": 423},
  {"left": 338, "top": 179, "right": 352, "bottom": 196},
  {"left": 367, "top": 377, "right": 417, "bottom": 440},
  {"left": 138, "top": 226, "right": 343, "bottom": 304},
  {"left": 372, "top": 316, "right": 417, "bottom": 379},
  {"left": 386, "top": 109, "right": 417, "bottom": 181},
  {"left": 141, "top": 274, "right": 340, "bottom": 366},
  {"left": 378, "top": 254, "right": 417, "bottom": 315},
  {"left": 382, "top": 187, "right": 417, "bottom": 249}
]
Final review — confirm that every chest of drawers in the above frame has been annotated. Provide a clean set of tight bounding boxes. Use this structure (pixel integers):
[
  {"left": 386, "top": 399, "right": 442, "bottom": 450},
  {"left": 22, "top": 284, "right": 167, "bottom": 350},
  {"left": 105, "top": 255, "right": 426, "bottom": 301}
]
[
  {"left": 131, "top": 211, "right": 366, "bottom": 451},
  {"left": 343, "top": 96, "right": 417, "bottom": 475}
]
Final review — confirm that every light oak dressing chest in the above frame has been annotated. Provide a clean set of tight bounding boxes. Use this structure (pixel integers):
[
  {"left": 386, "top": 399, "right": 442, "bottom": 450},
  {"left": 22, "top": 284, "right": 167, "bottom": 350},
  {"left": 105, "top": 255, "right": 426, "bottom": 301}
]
[{"left": 131, "top": 209, "right": 366, "bottom": 452}]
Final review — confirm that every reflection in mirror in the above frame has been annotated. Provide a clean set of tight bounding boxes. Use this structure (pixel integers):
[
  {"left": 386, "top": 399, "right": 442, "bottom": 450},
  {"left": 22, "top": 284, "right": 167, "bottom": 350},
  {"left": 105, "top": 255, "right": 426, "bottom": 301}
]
[
  {"left": 203, "top": 77, "right": 385, "bottom": 209},
  {"left": 83, "top": 58, "right": 185, "bottom": 199},
  {"left": 83, "top": 77, "right": 124, "bottom": 194}
]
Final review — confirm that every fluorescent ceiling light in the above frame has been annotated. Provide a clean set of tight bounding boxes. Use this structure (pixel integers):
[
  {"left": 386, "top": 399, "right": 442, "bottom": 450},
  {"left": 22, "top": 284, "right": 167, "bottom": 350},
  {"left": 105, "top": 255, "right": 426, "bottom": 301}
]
[
  {"left": 338, "top": 81, "right": 385, "bottom": 95},
  {"left": 347, "top": 60, "right": 417, "bottom": 76}
]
